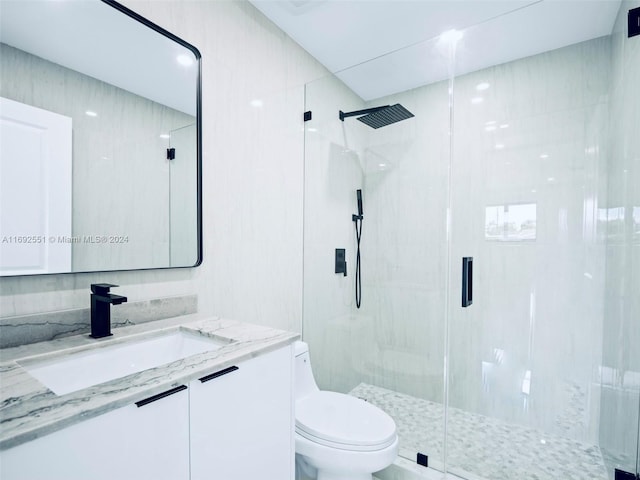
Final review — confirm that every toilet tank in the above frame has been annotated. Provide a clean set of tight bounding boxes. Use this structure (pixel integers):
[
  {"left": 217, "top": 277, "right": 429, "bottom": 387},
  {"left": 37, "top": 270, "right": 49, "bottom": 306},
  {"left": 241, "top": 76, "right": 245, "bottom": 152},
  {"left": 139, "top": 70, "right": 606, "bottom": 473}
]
[{"left": 294, "top": 341, "right": 319, "bottom": 400}]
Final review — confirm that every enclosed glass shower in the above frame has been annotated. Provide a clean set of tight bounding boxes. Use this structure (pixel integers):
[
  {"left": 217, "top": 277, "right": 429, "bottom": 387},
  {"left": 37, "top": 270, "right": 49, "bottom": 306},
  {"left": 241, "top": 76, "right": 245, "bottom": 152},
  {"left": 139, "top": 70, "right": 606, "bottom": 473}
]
[{"left": 302, "top": 1, "right": 639, "bottom": 479}]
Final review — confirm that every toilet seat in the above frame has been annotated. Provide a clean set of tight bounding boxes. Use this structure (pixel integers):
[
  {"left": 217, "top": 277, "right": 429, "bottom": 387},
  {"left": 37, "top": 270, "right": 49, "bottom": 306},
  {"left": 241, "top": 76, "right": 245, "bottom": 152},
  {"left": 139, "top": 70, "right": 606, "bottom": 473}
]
[{"left": 295, "top": 391, "right": 396, "bottom": 452}]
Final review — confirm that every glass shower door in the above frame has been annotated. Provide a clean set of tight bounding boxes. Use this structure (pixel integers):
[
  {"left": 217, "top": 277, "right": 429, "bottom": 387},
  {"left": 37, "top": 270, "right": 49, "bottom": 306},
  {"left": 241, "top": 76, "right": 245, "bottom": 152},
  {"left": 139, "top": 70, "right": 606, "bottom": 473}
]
[
  {"left": 445, "top": 1, "right": 640, "bottom": 479},
  {"left": 445, "top": 42, "right": 611, "bottom": 479}
]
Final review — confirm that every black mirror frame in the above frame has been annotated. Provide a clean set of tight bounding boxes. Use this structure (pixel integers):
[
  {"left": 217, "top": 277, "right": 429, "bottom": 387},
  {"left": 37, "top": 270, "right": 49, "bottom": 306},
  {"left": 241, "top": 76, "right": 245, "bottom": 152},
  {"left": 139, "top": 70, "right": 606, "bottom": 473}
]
[
  {"left": 101, "top": 0, "right": 203, "bottom": 272},
  {"left": 1, "top": 0, "right": 203, "bottom": 277}
]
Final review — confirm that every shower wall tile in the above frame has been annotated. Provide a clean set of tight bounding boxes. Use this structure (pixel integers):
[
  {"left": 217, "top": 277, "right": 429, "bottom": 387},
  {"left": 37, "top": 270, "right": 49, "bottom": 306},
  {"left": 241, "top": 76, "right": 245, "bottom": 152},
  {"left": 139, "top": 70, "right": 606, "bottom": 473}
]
[{"left": 0, "top": 0, "right": 328, "bottom": 341}]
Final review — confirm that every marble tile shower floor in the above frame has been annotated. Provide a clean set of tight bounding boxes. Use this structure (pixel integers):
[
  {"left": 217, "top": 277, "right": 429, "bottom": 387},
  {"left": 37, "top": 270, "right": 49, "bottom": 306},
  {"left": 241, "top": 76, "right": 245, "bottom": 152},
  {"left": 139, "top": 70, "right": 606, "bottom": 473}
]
[{"left": 349, "top": 383, "right": 609, "bottom": 480}]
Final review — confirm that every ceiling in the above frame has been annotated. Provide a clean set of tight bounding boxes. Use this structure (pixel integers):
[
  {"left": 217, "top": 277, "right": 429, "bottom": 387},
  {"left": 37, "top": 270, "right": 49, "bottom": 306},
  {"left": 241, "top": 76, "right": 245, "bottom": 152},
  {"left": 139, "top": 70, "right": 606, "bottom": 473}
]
[{"left": 250, "top": 0, "right": 622, "bottom": 101}]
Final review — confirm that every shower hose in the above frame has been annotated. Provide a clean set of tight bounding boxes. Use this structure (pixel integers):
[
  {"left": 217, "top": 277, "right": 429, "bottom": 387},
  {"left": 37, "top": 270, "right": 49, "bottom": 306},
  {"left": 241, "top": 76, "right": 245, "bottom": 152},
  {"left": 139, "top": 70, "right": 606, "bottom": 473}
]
[{"left": 354, "top": 216, "right": 362, "bottom": 309}]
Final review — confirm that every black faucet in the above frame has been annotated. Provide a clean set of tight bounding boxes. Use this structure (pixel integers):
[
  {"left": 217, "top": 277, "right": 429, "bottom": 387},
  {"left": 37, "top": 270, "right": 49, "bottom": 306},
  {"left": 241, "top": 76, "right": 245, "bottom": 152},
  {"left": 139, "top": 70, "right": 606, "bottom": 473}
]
[{"left": 90, "top": 283, "right": 127, "bottom": 338}]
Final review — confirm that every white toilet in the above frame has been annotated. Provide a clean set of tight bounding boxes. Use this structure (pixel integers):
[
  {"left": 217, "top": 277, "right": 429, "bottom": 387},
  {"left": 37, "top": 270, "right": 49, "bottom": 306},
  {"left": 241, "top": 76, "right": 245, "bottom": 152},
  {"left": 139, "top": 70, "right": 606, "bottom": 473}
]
[{"left": 294, "top": 341, "right": 399, "bottom": 480}]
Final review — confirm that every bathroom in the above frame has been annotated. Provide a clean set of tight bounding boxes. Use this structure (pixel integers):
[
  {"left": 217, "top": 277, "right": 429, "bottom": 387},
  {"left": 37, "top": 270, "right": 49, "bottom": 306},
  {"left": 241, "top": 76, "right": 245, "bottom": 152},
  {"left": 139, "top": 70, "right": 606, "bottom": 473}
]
[{"left": 0, "top": 0, "right": 638, "bottom": 479}]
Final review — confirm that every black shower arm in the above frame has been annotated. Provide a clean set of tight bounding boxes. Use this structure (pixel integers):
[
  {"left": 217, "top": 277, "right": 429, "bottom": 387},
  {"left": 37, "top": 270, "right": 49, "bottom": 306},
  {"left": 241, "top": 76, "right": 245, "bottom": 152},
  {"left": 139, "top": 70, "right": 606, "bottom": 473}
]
[{"left": 339, "top": 106, "right": 390, "bottom": 121}]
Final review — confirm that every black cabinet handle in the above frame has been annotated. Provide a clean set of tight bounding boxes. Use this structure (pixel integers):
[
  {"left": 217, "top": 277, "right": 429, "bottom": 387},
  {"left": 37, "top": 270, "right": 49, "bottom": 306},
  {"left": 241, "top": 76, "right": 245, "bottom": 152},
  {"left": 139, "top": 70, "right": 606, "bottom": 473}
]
[
  {"left": 198, "top": 365, "right": 239, "bottom": 383},
  {"left": 462, "top": 257, "right": 473, "bottom": 308},
  {"left": 135, "top": 385, "right": 187, "bottom": 408}
]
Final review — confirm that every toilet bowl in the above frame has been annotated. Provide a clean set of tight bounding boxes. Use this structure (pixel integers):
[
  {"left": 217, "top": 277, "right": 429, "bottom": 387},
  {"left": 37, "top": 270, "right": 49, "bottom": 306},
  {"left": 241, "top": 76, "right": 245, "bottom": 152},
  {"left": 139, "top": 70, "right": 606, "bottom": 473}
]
[{"left": 294, "top": 341, "right": 398, "bottom": 480}]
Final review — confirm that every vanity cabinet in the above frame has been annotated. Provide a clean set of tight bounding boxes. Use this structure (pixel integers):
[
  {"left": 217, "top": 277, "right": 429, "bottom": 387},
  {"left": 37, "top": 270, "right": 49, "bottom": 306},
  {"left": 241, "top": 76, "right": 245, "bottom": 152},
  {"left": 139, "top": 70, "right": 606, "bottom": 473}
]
[
  {"left": 190, "top": 345, "right": 294, "bottom": 480},
  {"left": 0, "top": 384, "right": 190, "bottom": 480},
  {"left": 0, "top": 344, "right": 294, "bottom": 480}
]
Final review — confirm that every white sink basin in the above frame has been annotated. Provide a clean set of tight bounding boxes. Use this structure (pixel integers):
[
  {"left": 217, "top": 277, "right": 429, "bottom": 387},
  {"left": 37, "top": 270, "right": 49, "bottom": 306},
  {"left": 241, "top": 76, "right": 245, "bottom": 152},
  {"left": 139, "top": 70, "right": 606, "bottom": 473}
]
[{"left": 20, "top": 330, "right": 227, "bottom": 395}]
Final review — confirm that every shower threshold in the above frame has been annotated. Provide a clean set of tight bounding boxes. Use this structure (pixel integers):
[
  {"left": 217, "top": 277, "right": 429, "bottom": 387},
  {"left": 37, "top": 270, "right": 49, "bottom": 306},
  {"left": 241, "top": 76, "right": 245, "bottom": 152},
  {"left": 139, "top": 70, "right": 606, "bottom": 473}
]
[{"left": 349, "top": 383, "right": 608, "bottom": 480}]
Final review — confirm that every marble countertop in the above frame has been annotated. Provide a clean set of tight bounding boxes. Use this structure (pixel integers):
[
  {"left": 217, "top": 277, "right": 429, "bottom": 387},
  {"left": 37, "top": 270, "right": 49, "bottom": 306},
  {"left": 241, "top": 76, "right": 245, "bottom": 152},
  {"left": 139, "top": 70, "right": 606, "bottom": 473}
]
[{"left": 0, "top": 314, "right": 299, "bottom": 450}]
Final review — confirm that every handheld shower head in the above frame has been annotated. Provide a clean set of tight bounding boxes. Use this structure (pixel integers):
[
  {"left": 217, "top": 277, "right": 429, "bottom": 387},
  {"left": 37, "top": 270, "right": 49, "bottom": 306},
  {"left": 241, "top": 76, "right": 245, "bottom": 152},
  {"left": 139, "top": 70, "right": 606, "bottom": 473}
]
[{"left": 353, "top": 189, "right": 363, "bottom": 222}]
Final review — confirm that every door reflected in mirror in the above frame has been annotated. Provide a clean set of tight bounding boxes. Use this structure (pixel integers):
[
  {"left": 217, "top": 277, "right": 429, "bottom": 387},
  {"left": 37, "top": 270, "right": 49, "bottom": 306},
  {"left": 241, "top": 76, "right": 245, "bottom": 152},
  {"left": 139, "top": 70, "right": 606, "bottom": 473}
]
[{"left": 0, "top": 0, "right": 202, "bottom": 276}]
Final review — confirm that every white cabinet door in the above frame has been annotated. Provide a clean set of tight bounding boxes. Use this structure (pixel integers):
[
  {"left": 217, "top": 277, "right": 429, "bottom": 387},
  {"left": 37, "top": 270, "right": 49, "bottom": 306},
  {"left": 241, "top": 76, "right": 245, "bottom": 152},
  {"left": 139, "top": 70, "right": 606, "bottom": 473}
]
[
  {"left": 190, "top": 345, "right": 294, "bottom": 480},
  {"left": 0, "top": 385, "right": 190, "bottom": 480}
]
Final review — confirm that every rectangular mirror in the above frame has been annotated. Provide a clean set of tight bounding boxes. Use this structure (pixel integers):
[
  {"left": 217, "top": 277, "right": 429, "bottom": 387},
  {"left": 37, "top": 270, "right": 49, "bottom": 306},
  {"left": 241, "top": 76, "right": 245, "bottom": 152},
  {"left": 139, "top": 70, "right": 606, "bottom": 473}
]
[{"left": 0, "top": 0, "right": 202, "bottom": 276}]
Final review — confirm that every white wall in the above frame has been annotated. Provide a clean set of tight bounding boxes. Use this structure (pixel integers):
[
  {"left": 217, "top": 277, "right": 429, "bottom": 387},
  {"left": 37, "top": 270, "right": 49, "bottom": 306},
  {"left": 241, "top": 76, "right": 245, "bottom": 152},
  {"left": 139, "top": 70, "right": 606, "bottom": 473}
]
[{"left": 0, "top": 0, "right": 327, "bottom": 335}]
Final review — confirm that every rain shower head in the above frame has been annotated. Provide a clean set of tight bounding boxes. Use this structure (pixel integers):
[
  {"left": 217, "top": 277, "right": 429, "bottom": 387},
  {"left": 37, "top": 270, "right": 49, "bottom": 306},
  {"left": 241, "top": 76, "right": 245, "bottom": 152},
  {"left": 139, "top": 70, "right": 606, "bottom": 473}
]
[{"left": 339, "top": 104, "right": 414, "bottom": 129}]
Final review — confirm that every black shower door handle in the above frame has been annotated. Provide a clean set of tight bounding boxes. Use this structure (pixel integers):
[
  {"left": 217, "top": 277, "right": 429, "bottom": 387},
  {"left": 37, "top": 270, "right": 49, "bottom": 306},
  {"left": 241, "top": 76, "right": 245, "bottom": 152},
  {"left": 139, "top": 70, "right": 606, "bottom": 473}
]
[{"left": 462, "top": 257, "right": 473, "bottom": 307}]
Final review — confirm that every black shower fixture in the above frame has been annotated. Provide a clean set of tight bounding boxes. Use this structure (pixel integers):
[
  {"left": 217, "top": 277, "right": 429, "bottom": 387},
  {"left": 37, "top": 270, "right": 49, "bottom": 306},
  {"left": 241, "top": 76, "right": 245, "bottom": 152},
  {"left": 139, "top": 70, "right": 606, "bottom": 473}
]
[
  {"left": 353, "top": 189, "right": 364, "bottom": 309},
  {"left": 339, "top": 104, "right": 414, "bottom": 129}
]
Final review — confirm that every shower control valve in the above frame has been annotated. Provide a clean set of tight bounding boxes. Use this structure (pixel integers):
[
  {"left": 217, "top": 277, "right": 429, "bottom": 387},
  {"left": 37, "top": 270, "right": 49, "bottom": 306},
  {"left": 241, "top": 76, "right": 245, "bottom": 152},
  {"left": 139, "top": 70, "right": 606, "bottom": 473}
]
[{"left": 335, "top": 248, "right": 347, "bottom": 277}]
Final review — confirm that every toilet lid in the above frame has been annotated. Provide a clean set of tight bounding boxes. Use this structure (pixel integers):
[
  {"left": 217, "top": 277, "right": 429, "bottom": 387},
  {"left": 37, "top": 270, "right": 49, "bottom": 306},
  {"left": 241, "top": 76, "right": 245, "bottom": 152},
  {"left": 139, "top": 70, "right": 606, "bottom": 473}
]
[{"left": 296, "top": 391, "right": 396, "bottom": 450}]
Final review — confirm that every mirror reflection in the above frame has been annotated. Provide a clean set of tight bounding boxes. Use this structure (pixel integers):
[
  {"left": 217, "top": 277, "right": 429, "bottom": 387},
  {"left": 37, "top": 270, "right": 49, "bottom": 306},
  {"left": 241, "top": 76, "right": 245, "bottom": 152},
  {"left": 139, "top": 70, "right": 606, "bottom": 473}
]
[{"left": 0, "top": 0, "right": 201, "bottom": 276}]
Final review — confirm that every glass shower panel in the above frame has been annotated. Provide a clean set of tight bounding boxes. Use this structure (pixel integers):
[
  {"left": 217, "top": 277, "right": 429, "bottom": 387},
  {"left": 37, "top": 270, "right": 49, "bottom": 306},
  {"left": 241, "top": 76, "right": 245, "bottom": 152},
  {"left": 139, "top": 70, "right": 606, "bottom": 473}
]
[
  {"left": 302, "top": 35, "right": 453, "bottom": 468},
  {"left": 601, "top": 1, "right": 640, "bottom": 477},
  {"left": 445, "top": 1, "right": 639, "bottom": 479}
]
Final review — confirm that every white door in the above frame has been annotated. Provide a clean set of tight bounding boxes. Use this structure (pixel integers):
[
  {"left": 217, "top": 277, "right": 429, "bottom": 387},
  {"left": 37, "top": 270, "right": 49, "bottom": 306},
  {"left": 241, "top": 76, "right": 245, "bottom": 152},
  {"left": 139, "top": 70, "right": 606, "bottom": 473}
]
[{"left": 0, "top": 97, "right": 72, "bottom": 275}]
